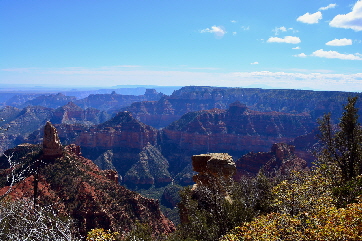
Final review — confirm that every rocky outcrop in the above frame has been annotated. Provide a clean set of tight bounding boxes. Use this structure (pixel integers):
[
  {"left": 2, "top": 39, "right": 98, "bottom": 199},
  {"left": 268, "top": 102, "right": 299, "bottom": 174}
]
[
  {"left": 234, "top": 143, "right": 308, "bottom": 180},
  {"left": 124, "top": 143, "right": 172, "bottom": 187},
  {"left": 42, "top": 121, "right": 63, "bottom": 160},
  {"left": 0, "top": 142, "right": 175, "bottom": 236},
  {"left": 161, "top": 102, "right": 316, "bottom": 160},
  {"left": 50, "top": 102, "right": 110, "bottom": 125},
  {"left": 76, "top": 111, "right": 158, "bottom": 149},
  {"left": 192, "top": 153, "right": 236, "bottom": 196},
  {"left": 179, "top": 153, "right": 236, "bottom": 224}
]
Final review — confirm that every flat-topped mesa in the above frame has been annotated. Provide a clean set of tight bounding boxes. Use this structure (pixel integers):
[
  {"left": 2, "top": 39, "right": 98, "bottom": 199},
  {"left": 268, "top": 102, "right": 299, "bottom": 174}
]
[
  {"left": 192, "top": 153, "right": 236, "bottom": 195},
  {"left": 43, "top": 121, "right": 63, "bottom": 160}
]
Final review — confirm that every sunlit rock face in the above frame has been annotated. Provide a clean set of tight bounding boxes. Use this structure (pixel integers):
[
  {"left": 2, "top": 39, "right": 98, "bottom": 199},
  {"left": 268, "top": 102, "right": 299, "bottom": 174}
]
[
  {"left": 234, "top": 143, "right": 308, "bottom": 180},
  {"left": 192, "top": 153, "right": 236, "bottom": 195},
  {"left": 162, "top": 102, "right": 316, "bottom": 157},
  {"left": 43, "top": 121, "right": 63, "bottom": 159}
]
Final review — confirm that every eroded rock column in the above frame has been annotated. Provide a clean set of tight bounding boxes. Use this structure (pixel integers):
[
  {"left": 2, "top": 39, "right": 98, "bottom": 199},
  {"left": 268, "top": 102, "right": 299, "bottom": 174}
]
[{"left": 43, "top": 121, "right": 63, "bottom": 159}]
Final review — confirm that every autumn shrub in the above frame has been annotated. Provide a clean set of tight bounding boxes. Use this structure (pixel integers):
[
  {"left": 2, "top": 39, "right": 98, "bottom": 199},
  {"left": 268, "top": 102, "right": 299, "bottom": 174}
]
[
  {"left": 86, "top": 228, "right": 120, "bottom": 241},
  {"left": 221, "top": 197, "right": 362, "bottom": 241}
]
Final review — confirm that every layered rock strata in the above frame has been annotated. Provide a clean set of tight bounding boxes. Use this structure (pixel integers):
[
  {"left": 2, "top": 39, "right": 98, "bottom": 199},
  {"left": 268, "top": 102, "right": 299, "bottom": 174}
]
[{"left": 234, "top": 143, "right": 308, "bottom": 180}]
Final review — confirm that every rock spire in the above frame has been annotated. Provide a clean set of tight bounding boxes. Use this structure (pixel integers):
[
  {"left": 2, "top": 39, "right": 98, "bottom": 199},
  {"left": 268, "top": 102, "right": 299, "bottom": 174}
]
[{"left": 43, "top": 121, "right": 63, "bottom": 159}]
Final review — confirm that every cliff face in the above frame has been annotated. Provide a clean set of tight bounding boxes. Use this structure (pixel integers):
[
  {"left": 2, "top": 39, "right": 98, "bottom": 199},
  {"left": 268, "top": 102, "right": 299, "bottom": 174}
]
[
  {"left": 234, "top": 143, "right": 308, "bottom": 180},
  {"left": 125, "top": 99, "right": 181, "bottom": 129},
  {"left": 73, "top": 89, "right": 164, "bottom": 113},
  {"left": 54, "top": 111, "right": 171, "bottom": 188},
  {"left": 75, "top": 111, "right": 158, "bottom": 149},
  {"left": 50, "top": 102, "right": 109, "bottom": 125},
  {"left": 20, "top": 93, "right": 77, "bottom": 109},
  {"left": 0, "top": 123, "right": 175, "bottom": 236},
  {"left": 125, "top": 86, "right": 362, "bottom": 129},
  {"left": 162, "top": 102, "right": 316, "bottom": 156}
]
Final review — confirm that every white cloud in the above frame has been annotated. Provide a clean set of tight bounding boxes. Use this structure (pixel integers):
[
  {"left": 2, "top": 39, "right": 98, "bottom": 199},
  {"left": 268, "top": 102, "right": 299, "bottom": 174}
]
[
  {"left": 319, "top": 4, "right": 337, "bottom": 11},
  {"left": 326, "top": 38, "right": 353, "bottom": 46},
  {"left": 232, "top": 32, "right": 237, "bottom": 36},
  {"left": 297, "top": 11, "right": 322, "bottom": 24},
  {"left": 241, "top": 26, "right": 250, "bottom": 31},
  {"left": 294, "top": 53, "right": 307, "bottom": 58},
  {"left": 250, "top": 62, "right": 259, "bottom": 65},
  {"left": 292, "top": 46, "right": 301, "bottom": 49},
  {"left": 329, "top": 0, "right": 362, "bottom": 31},
  {"left": 273, "top": 26, "right": 287, "bottom": 35},
  {"left": 311, "top": 49, "right": 362, "bottom": 60},
  {"left": 231, "top": 20, "right": 237, "bottom": 23},
  {"left": 267, "top": 36, "right": 301, "bottom": 44},
  {"left": 200, "top": 25, "right": 227, "bottom": 37}
]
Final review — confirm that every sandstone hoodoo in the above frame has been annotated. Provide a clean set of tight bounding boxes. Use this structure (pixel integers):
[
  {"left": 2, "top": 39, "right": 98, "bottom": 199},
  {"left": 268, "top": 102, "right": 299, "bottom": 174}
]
[
  {"left": 42, "top": 121, "right": 63, "bottom": 159},
  {"left": 192, "top": 153, "right": 236, "bottom": 196}
]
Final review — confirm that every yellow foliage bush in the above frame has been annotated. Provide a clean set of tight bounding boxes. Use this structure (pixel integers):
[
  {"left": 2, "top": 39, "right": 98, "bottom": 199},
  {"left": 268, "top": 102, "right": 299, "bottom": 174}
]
[
  {"left": 86, "top": 228, "right": 120, "bottom": 241},
  {"left": 220, "top": 199, "right": 362, "bottom": 241}
]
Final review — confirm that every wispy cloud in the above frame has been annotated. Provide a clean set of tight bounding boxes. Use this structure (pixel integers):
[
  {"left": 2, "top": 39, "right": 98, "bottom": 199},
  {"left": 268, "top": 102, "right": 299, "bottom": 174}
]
[
  {"left": 232, "top": 32, "right": 237, "bottom": 36},
  {"left": 326, "top": 38, "right": 352, "bottom": 46},
  {"left": 231, "top": 20, "right": 237, "bottom": 23},
  {"left": 297, "top": 11, "right": 322, "bottom": 24},
  {"left": 311, "top": 49, "right": 362, "bottom": 60},
  {"left": 3, "top": 67, "right": 362, "bottom": 92},
  {"left": 273, "top": 26, "right": 298, "bottom": 35},
  {"left": 228, "top": 71, "right": 362, "bottom": 91},
  {"left": 267, "top": 36, "right": 301, "bottom": 44},
  {"left": 187, "top": 67, "right": 220, "bottom": 70},
  {"left": 200, "top": 25, "right": 227, "bottom": 38},
  {"left": 292, "top": 46, "right": 301, "bottom": 49},
  {"left": 319, "top": 3, "right": 337, "bottom": 11},
  {"left": 329, "top": 0, "right": 362, "bottom": 31},
  {"left": 273, "top": 26, "right": 287, "bottom": 35},
  {"left": 241, "top": 26, "right": 250, "bottom": 31},
  {"left": 113, "top": 65, "right": 141, "bottom": 68},
  {"left": 294, "top": 53, "right": 307, "bottom": 58},
  {"left": 250, "top": 62, "right": 259, "bottom": 65}
]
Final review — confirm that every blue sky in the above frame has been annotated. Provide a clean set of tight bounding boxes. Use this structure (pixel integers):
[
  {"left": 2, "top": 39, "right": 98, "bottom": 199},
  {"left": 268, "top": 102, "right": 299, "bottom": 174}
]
[{"left": 1, "top": 0, "right": 362, "bottom": 91}]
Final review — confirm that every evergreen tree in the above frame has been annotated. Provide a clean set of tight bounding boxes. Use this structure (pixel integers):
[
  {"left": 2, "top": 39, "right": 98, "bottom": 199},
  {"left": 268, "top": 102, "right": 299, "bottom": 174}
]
[{"left": 317, "top": 96, "right": 362, "bottom": 206}]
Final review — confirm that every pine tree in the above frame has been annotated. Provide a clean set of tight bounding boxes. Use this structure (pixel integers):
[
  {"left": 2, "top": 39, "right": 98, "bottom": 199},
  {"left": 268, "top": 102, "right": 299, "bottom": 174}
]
[{"left": 317, "top": 96, "right": 362, "bottom": 206}]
